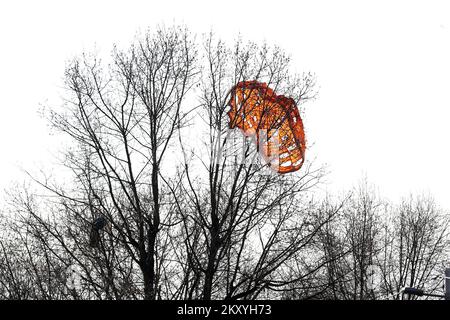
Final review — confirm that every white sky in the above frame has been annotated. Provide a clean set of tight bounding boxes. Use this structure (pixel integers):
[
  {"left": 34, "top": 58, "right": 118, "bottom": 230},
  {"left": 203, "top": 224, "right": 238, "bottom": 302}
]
[{"left": 1, "top": 0, "right": 450, "bottom": 208}]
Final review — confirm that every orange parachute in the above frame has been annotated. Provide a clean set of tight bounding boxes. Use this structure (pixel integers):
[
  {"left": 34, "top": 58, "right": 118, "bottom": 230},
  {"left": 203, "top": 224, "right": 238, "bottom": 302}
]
[{"left": 227, "top": 81, "right": 306, "bottom": 174}]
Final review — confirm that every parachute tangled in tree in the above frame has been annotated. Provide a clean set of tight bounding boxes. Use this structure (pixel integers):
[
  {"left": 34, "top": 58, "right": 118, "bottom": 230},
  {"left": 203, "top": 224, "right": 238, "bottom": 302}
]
[{"left": 227, "top": 81, "right": 306, "bottom": 174}]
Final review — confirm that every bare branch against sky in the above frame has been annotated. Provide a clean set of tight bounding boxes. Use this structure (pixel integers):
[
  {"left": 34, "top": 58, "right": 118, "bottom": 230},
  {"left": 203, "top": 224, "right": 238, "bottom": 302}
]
[{"left": 1, "top": 0, "right": 450, "bottom": 208}]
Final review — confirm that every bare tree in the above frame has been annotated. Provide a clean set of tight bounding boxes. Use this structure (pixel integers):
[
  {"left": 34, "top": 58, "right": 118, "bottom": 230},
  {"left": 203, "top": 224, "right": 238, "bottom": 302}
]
[
  {"left": 304, "top": 185, "right": 450, "bottom": 300},
  {"left": 2, "top": 26, "right": 198, "bottom": 300},
  {"left": 283, "top": 180, "right": 384, "bottom": 300},
  {"left": 378, "top": 195, "right": 449, "bottom": 299},
  {"left": 166, "top": 34, "right": 328, "bottom": 300}
]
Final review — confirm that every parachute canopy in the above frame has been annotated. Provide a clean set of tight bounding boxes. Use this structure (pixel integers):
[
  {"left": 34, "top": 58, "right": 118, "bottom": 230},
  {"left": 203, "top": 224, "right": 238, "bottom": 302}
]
[{"left": 227, "top": 81, "right": 306, "bottom": 174}]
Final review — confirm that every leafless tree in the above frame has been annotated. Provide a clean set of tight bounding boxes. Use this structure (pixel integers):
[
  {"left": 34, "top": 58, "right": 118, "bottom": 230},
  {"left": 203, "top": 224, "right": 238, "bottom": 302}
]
[
  {"left": 166, "top": 34, "right": 328, "bottom": 300},
  {"left": 1, "top": 26, "right": 198, "bottom": 300},
  {"left": 301, "top": 185, "right": 450, "bottom": 300},
  {"left": 378, "top": 195, "right": 450, "bottom": 299}
]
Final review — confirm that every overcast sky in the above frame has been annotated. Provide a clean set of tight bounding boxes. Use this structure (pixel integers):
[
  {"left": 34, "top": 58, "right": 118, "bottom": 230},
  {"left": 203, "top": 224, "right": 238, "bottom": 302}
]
[{"left": 1, "top": 0, "right": 449, "bottom": 208}]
